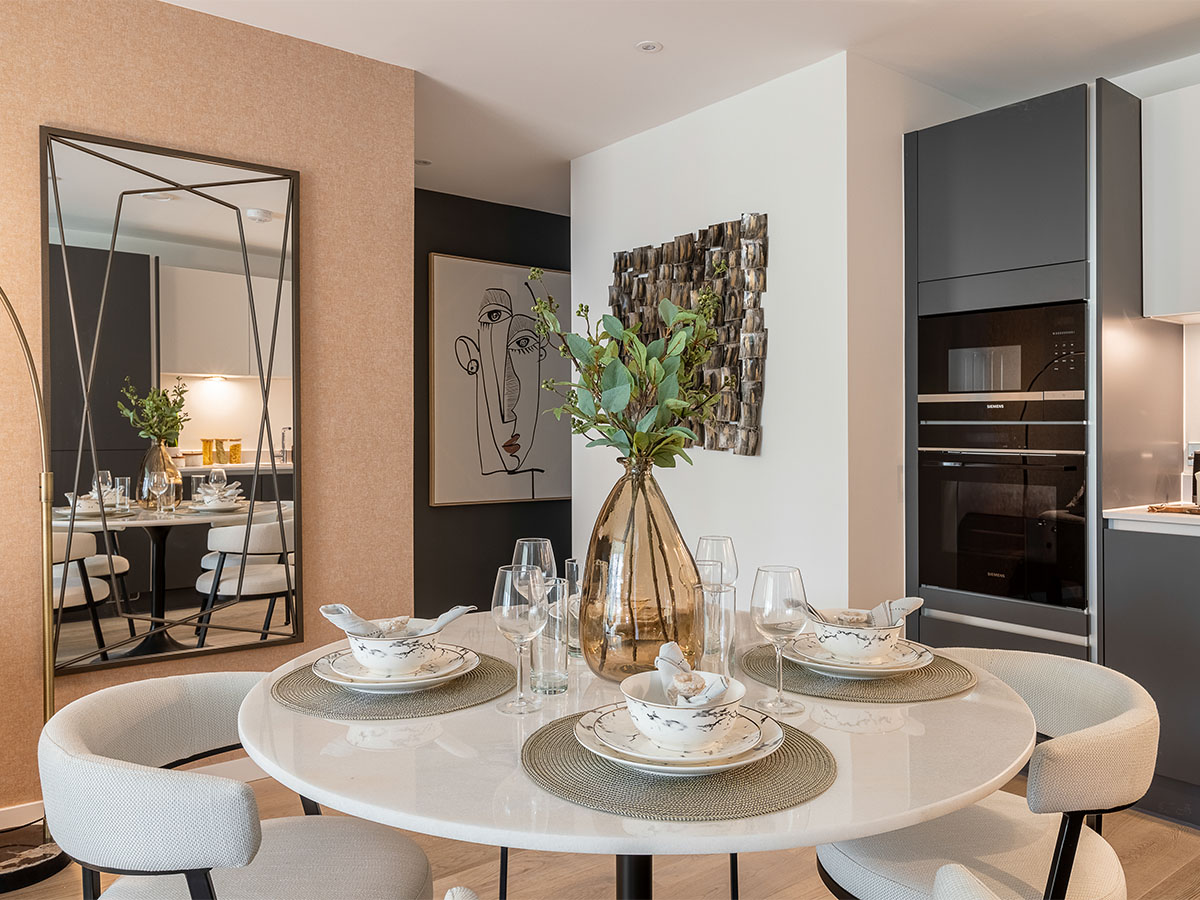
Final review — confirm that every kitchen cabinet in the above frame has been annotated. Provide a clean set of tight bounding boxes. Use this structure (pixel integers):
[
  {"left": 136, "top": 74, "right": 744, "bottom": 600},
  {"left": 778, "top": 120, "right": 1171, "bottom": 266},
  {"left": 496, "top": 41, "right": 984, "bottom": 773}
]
[
  {"left": 914, "top": 84, "right": 1088, "bottom": 288},
  {"left": 1104, "top": 527, "right": 1200, "bottom": 823}
]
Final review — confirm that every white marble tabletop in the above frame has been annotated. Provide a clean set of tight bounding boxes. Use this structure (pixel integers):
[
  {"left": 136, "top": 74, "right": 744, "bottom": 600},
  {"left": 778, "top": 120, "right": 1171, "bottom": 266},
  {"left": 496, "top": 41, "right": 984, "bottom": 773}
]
[
  {"left": 239, "top": 612, "right": 1036, "bottom": 856},
  {"left": 51, "top": 501, "right": 271, "bottom": 531}
]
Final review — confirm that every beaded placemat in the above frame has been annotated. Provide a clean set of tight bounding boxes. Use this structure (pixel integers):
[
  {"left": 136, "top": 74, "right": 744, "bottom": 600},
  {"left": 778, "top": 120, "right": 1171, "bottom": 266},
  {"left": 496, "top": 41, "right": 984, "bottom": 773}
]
[
  {"left": 521, "top": 713, "right": 836, "bottom": 822},
  {"left": 739, "top": 645, "right": 976, "bottom": 703},
  {"left": 270, "top": 653, "right": 516, "bottom": 720}
]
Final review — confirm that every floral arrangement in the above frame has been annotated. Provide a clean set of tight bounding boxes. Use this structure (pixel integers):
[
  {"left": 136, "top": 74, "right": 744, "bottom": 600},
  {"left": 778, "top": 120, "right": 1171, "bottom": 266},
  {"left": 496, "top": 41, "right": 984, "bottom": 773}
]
[
  {"left": 528, "top": 265, "right": 728, "bottom": 468},
  {"left": 117, "top": 376, "right": 190, "bottom": 444}
]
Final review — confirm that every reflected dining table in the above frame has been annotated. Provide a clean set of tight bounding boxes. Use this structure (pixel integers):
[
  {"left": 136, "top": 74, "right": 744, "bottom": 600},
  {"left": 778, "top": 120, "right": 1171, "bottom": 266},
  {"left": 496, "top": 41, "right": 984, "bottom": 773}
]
[
  {"left": 239, "top": 612, "right": 1036, "bottom": 899},
  {"left": 53, "top": 502, "right": 263, "bottom": 658}
]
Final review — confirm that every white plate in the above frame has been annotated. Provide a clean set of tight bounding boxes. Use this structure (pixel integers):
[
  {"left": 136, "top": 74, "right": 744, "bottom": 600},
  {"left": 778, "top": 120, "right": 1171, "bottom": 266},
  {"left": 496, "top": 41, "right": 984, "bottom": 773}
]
[
  {"left": 53, "top": 507, "right": 136, "bottom": 519},
  {"left": 312, "top": 645, "right": 480, "bottom": 694},
  {"left": 574, "top": 703, "right": 784, "bottom": 777},
  {"left": 591, "top": 705, "right": 762, "bottom": 763},
  {"left": 199, "top": 500, "right": 242, "bottom": 512},
  {"left": 784, "top": 635, "right": 934, "bottom": 680},
  {"left": 329, "top": 645, "right": 467, "bottom": 683}
]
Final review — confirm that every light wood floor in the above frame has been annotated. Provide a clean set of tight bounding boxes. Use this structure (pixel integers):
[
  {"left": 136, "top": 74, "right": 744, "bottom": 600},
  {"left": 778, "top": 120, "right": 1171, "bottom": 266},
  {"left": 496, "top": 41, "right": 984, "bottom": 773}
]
[{"left": 13, "top": 776, "right": 1200, "bottom": 899}]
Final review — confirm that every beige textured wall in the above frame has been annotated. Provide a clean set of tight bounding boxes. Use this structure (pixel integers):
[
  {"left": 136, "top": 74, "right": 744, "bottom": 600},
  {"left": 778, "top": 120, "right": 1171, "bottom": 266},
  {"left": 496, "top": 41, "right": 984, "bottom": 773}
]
[{"left": 0, "top": 0, "right": 414, "bottom": 805}]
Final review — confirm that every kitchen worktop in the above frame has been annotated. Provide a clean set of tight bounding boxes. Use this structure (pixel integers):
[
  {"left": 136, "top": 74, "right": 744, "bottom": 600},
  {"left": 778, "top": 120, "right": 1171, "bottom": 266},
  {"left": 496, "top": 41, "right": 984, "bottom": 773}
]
[
  {"left": 177, "top": 462, "right": 294, "bottom": 475},
  {"left": 1104, "top": 504, "right": 1200, "bottom": 537}
]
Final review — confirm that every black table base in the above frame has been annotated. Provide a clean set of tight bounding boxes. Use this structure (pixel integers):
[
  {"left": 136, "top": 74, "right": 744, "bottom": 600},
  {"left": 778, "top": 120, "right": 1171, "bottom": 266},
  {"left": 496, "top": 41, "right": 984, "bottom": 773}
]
[
  {"left": 111, "top": 524, "right": 188, "bottom": 658},
  {"left": 616, "top": 855, "right": 652, "bottom": 900}
]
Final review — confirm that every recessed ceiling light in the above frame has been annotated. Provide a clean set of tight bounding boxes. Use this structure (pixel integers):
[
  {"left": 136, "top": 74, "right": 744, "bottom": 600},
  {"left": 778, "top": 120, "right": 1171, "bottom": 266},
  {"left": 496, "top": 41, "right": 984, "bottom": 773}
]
[
  {"left": 244, "top": 208, "right": 273, "bottom": 223},
  {"left": 141, "top": 191, "right": 174, "bottom": 202},
  {"left": 635, "top": 40, "right": 663, "bottom": 53},
  {"left": 205, "top": 375, "right": 227, "bottom": 382},
  {"left": 415, "top": 158, "right": 433, "bottom": 167}
]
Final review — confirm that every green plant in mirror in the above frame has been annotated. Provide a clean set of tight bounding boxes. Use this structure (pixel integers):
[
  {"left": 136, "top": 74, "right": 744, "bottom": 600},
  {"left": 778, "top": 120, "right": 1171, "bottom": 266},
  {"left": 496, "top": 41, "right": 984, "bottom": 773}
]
[
  {"left": 117, "top": 376, "right": 190, "bottom": 445},
  {"left": 527, "top": 264, "right": 728, "bottom": 469}
]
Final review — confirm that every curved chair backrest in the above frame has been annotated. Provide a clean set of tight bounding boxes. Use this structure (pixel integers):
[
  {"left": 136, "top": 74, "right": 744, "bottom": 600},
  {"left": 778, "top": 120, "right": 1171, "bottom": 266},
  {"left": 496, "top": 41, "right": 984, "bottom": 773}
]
[
  {"left": 38, "top": 672, "right": 266, "bottom": 874},
  {"left": 933, "top": 865, "right": 1001, "bottom": 900},
  {"left": 53, "top": 531, "right": 96, "bottom": 564},
  {"left": 209, "top": 518, "right": 294, "bottom": 555},
  {"left": 943, "top": 647, "right": 1158, "bottom": 815}
]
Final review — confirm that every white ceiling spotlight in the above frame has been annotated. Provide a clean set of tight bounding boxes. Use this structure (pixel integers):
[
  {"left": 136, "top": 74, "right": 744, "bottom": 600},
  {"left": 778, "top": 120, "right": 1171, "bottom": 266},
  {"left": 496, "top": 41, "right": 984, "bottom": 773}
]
[
  {"left": 140, "top": 191, "right": 174, "bottom": 202},
  {"left": 635, "top": 40, "right": 663, "bottom": 54},
  {"left": 244, "top": 208, "right": 273, "bottom": 223}
]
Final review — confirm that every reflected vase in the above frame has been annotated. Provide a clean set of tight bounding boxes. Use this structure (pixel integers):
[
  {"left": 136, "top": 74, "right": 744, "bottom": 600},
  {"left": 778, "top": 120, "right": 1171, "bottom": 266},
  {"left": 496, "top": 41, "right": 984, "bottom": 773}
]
[
  {"left": 136, "top": 439, "right": 183, "bottom": 508},
  {"left": 580, "top": 457, "right": 703, "bottom": 682}
]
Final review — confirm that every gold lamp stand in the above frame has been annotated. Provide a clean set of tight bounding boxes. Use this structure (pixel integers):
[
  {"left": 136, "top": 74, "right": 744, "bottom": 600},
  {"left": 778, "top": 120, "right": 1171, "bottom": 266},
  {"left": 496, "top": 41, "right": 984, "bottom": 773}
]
[{"left": 0, "top": 283, "right": 70, "bottom": 891}]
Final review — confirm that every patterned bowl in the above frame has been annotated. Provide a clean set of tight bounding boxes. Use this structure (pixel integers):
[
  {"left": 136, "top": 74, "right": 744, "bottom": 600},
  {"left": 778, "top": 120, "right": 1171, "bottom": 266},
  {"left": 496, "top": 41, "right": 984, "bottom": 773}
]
[
  {"left": 347, "top": 618, "right": 442, "bottom": 676},
  {"left": 810, "top": 609, "right": 902, "bottom": 663},
  {"left": 619, "top": 671, "right": 747, "bottom": 752}
]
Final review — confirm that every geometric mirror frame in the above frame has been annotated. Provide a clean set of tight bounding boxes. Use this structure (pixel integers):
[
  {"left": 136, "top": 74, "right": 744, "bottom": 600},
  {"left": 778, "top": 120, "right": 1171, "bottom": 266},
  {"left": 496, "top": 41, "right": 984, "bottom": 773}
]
[{"left": 41, "top": 127, "right": 301, "bottom": 672}]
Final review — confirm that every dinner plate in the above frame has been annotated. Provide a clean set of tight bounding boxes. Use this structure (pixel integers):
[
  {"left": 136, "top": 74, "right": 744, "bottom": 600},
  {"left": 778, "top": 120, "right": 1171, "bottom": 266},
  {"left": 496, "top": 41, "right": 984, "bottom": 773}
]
[
  {"left": 574, "top": 703, "right": 784, "bottom": 777},
  {"left": 329, "top": 645, "right": 467, "bottom": 683},
  {"left": 53, "top": 507, "right": 136, "bottom": 519},
  {"left": 591, "top": 705, "right": 762, "bottom": 763},
  {"left": 199, "top": 500, "right": 242, "bottom": 512},
  {"left": 312, "top": 645, "right": 479, "bottom": 694},
  {"left": 784, "top": 635, "right": 934, "bottom": 680}
]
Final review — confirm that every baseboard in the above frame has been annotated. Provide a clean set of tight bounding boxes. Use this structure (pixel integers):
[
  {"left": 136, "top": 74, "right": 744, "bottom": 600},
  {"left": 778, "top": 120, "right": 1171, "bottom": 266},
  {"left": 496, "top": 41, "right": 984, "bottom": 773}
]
[{"left": 0, "top": 756, "right": 268, "bottom": 828}]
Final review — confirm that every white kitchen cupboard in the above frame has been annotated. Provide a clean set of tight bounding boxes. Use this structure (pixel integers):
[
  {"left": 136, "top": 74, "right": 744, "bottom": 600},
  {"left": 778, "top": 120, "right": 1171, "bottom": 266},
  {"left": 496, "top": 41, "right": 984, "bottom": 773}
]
[{"left": 1143, "top": 81, "right": 1200, "bottom": 323}]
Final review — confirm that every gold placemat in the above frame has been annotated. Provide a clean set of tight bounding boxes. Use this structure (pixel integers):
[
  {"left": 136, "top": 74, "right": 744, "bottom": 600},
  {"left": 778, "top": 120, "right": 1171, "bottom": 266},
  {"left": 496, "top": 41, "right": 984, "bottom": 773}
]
[
  {"left": 739, "top": 646, "right": 976, "bottom": 703},
  {"left": 521, "top": 713, "right": 836, "bottom": 822},
  {"left": 270, "top": 654, "right": 516, "bottom": 720}
]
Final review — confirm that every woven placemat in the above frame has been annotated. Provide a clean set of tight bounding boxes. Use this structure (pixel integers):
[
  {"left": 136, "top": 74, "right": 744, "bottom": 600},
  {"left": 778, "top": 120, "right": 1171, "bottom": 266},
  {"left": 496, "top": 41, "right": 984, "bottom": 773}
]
[
  {"left": 521, "top": 713, "right": 836, "bottom": 821},
  {"left": 270, "top": 654, "right": 516, "bottom": 720},
  {"left": 739, "top": 645, "right": 976, "bottom": 703}
]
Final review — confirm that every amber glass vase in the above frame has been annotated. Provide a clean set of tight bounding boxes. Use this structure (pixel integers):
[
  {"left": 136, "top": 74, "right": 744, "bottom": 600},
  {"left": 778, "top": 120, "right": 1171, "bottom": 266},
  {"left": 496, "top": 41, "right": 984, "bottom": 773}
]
[
  {"left": 580, "top": 457, "right": 703, "bottom": 682},
  {"left": 136, "top": 439, "right": 183, "bottom": 509}
]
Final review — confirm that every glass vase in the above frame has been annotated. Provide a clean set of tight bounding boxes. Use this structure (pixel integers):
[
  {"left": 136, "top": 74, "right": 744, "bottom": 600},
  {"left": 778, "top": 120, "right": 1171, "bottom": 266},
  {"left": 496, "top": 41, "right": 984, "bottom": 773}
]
[
  {"left": 580, "top": 457, "right": 703, "bottom": 681},
  {"left": 137, "top": 439, "right": 183, "bottom": 509}
]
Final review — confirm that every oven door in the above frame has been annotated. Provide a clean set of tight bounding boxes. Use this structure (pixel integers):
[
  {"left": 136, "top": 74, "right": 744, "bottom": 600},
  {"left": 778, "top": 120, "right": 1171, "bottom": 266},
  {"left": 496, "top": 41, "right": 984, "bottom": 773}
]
[{"left": 917, "top": 450, "right": 1087, "bottom": 608}]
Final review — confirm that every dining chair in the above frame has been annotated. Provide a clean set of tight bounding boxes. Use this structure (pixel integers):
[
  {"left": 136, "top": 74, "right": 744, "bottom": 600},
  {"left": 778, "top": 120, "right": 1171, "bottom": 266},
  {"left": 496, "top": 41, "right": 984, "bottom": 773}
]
[
  {"left": 195, "top": 518, "right": 296, "bottom": 648},
  {"left": 67, "top": 528, "right": 137, "bottom": 638},
  {"left": 38, "top": 671, "right": 435, "bottom": 899},
  {"left": 815, "top": 648, "right": 1159, "bottom": 900},
  {"left": 933, "top": 865, "right": 1001, "bottom": 900},
  {"left": 51, "top": 532, "right": 117, "bottom": 661},
  {"left": 198, "top": 502, "right": 293, "bottom": 572}
]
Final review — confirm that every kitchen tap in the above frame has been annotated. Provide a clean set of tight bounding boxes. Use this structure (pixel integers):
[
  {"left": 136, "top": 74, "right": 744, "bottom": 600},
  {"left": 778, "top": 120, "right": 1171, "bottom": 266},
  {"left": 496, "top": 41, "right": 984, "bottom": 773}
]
[{"left": 279, "top": 426, "right": 293, "bottom": 464}]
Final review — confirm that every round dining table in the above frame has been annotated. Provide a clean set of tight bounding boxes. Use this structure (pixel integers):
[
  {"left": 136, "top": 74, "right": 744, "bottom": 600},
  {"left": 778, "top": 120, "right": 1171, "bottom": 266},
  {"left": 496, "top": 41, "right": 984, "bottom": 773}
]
[{"left": 239, "top": 612, "right": 1036, "bottom": 900}]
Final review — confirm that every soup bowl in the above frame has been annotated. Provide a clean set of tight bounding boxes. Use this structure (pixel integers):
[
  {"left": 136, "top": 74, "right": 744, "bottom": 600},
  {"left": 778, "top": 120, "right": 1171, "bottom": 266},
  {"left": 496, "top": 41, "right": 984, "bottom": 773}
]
[
  {"left": 619, "top": 670, "right": 747, "bottom": 752},
  {"left": 347, "top": 618, "right": 443, "bottom": 676}
]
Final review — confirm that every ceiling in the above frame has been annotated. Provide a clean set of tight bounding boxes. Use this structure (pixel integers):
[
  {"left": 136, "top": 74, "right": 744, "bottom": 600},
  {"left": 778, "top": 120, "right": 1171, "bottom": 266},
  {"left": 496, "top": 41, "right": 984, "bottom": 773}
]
[{"left": 166, "top": 0, "right": 1200, "bottom": 215}]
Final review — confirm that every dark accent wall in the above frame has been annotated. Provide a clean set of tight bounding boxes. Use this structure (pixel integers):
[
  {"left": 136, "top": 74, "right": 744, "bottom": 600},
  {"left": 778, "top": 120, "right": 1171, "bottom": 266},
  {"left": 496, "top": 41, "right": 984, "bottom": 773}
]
[{"left": 414, "top": 190, "right": 571, "bottom": 616}]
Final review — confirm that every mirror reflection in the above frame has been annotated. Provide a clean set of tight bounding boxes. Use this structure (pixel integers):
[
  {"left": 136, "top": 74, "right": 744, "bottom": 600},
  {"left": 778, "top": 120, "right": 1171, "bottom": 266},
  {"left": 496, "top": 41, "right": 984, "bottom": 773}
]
[{"left": 43, "top": 130, "right": 300, "bottom": 672}]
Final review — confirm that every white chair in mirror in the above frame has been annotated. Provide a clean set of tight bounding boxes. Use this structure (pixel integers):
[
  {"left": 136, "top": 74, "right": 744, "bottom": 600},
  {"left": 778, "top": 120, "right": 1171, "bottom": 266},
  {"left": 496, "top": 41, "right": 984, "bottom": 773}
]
[
  {"left": 198, "top": 502, "right": 294, "bottom": 572},
  {"left": 816, "top": 648, "right": 1159, "bottom": 900},
  {"left": 195, "top": 517, "right": 296, "bottom": 648},
  {"left": 51, "top": 532, "right": 128, "bottom": 661},
  {"left": 37, "top": 672, "right": 435, "bottom": 900}
]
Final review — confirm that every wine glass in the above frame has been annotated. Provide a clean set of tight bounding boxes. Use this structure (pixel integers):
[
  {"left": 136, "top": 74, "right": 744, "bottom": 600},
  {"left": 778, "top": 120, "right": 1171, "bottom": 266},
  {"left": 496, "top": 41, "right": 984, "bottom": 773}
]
[
  {"left": 512, "top": 537, "right": 556, "bottom": 580},
  {"left": 92, "top": 469, "right": 112, "bottom": 502},
  {"left": 149, "top": 471, "right": 169, "bottom": 516},
  {"left": 750, "top": 565, "right": 808, "bottom": 716},
  {"left": 492, "top": 564, "right": 549, "bottom": 715},
  {"left": 695, "top": 535, "right": 738, "bottom": 585},
  {"left": 209, "top": 467, "right": 228, "bottom": 491}
]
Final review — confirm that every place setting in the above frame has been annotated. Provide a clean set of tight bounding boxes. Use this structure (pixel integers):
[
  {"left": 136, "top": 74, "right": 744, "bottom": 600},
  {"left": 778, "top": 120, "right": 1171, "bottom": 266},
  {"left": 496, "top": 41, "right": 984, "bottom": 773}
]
[
  {"left": 180, "top": 467, "right": 247, "bottom": 513},
  {"left": 53, "top": 470, "right": 137, "bottom": 519}
]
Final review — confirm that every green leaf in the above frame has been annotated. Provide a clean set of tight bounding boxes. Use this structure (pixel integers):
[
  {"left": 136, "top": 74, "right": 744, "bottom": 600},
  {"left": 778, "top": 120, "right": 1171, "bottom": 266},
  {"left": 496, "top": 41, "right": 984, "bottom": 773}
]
[
  {"left": 666, "top": 425, "right": 698, "bottom": 441},
  {"left": 658, "top": 298, "right": 679, "bottom": 327},
  {"left": 602, "top": 340, "right": 620, "bottom": 361},
  {"left": 612, "top": 431, "right": 632, "bottom": 456},
  {"left": 657, "top": 373, "right": 679, "bottom": 403},
  {"left": 601, "top": 358, "right": 631, "bottom": 391},
  {"left": 664, "top": 397, "right": 689, "bottom": 412},
  {"left": 577, "top": 391, "right": 596, "bottom": 418},
  {"left": 661, "top": 355, "right": 681, "bottom": 377},
  {"left": 647, "top": 357, "right": 664, "bottom": 385},
  {"left": 676, "top": 447, "right": 694, "bottom": 465},
  {"left": 564, "top": 333, "right": 593, "bottom": 366},
  {"left": 633, "top": 432, "right": 650, "bottom": 451},
  {"left": 601, "top": 314, "right": 625, "bottom": 341},
  {"left": 645, "top": 338, "right": 665, "bottom": 360},
  {"left": 635, "top": 408, "right": 658, "bottom": 433},
  {"left": 652, "top": 449, "right": 677, "bottom": 468},
  {"left": 600, "top": 382, "right": 631, "bottom": 413},
  {"left": 666, "top": 328, "right": 689, "bottom": 357},
  {"left": 627, "top": 334, "right": 647, "bottom": 371}
]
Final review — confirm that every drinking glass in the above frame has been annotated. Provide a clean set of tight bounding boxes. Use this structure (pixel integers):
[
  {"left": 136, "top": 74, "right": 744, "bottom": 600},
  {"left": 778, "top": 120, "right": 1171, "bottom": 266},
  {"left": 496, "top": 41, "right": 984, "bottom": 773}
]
[
  {"left": 695, "top": 535, "right": 738, "bottom": 585},
  {"left": 114, "top": 476, "right": 131, "bottom": 512},
  {"left": 92, "top": 469, "right": 112, "bottom": 500},
  {"left": 699, "top": 582, "right": 736, "bottom": 675},
  {"left": 512, "top": 537, "right": 556, "bottom": 579},
  {"left": 492, "top": 564, "right": 549, "bottom": 715},
  {"left": 750, "top": 565, "right": 808, "bottom": 716},
  {"left": 191, "top": 474, "right": 206, "bottom": 501},
  {"left": 564, "top": 558, "right": 582, "bottom": 658},
  {"left": 149, "top": 471, "right": 169, "bottom": 516},
  {"left": 531, "top": 577, "right": 569, "bottom": 694},
  {"left": 209, "top": 467, "right": 228, "bottom": 491}
]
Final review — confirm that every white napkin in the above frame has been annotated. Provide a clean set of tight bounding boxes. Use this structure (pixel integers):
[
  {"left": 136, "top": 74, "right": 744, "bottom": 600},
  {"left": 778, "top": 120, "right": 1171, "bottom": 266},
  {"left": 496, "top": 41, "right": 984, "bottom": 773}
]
[
  {"left": 865, "top": 596, "right": 924, "bottom": 628},
  {"left": 423, "top": 605, "right": 478, "bottom": 634},
  {"left": 320, "top": 603, "right": 477, "bottom": 639},
  {"left": 653, "top": 641, "right": 728, "bottom": 707},
  {"left": 195, "top": 481, "right": 243, "bottom": 504}
]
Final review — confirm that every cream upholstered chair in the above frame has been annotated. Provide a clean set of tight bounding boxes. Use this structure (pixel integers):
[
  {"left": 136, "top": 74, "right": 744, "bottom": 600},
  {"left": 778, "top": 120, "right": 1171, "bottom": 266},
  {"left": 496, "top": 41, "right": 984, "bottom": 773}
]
[
  {"left": 56, "top": 528, "right": 137, "bottom": 639},
  {"left": 934, "top": 866, "right": 1002, "bottom": 900},
  {"left": 51, "top": 532, "right": 117, "bottom": 660},
  {"left": 816, "top": 648, "right": 1159, "bottom": 900},
  {"left": 199, "top": 502, "right": 293, "bottom": 571},
  {"left": 38, "top": 672, "right": 434, "bottom": 900},
  {"left": 195, "top": 518, "right": 295, "bottom": 647}
]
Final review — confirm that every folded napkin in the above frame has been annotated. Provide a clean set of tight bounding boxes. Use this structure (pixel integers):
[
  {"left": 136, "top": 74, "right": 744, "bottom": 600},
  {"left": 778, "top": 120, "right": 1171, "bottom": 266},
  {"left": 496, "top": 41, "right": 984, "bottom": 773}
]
[
  {"left": 864, "top": 596, "right": 924, "bottom": 628},
  {"left": 63, "top": 492, "right": 102, "bottom": 512},
  {"left": 320, "top": 603, "right": 477, "bottom": 639},
  {"left": 654, "top": 641, "right": 728, "bottom": 707},
  {"left": 195, "top": 481, "right": 244, "bottom": 505}
]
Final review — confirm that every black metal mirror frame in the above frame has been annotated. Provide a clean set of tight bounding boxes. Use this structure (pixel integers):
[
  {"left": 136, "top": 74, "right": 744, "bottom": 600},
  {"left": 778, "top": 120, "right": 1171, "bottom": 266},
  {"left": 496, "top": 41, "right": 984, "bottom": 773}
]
[{"left": 40, "top": 126, "right": 303, "bottom": 673}]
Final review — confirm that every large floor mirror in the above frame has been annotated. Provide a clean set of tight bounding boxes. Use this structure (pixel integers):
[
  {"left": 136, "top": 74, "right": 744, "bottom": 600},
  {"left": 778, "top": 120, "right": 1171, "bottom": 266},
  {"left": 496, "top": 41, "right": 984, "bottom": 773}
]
[{"left": 42, "top": 128, "right": 300, "bottom": 673}]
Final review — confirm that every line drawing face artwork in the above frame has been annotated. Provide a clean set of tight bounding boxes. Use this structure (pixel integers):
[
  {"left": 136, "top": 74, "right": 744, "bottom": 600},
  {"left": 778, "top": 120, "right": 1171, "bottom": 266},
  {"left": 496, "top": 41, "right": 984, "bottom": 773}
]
[{"left": 430, "top": 255, "right": 571, "bottom": 506}]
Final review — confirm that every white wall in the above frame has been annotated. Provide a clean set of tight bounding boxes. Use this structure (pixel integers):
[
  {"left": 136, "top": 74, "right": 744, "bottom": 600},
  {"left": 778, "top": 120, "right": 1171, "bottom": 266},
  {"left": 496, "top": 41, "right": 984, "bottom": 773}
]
[
  {"left": 570, "top": 53, "right": 974, "bottom": 609},
  {"left": 165, "top": 373, "right": 293, "bottom": 456}
]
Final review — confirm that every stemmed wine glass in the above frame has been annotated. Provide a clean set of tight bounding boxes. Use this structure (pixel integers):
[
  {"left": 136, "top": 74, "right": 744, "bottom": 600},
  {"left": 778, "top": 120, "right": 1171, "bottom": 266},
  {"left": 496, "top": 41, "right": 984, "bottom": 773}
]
[
  {"left": 149, "top": 471, "right": 169, "bottom": 517},
  {"left": 209, "top": 468, "right": 228, "bottom": 491},
  {"left": 695, "top": 535, "right": 738, "bottom": 585},
  {"left": 750, "top": 565, "right": 808, "bottom": 716},
  {"left": 492, "top": 564, "right": 549, "bottom": 715},
  {"left": 512, "top": 537, "right": 556, "bottom": 580}
]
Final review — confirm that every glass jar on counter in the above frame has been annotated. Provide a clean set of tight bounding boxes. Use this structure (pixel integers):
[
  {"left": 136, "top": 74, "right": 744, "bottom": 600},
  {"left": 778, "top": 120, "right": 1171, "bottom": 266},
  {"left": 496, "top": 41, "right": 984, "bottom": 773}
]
[
  {"left": 213, "top": 438, "right": 228, "bottom": 465},
  {"left": 228, "top": 438, "right": 242, "bottom": 465},
  {"left": 201, "top": 438, "right": 214, "bottom": 466}
]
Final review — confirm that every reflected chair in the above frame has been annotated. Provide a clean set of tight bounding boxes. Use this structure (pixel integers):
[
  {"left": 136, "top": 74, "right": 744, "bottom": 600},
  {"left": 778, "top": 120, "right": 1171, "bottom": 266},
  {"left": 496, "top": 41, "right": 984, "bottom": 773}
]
[
  {"left": 73, "top": 528, "right": 137, "bottom": 638},
  {"left": 38, "top": 672, "right": 434, "bottom": 899},
  {"left": 195, "top": 519, "right": 295, "bottom": 648},
  {"left": 51, "top": 532, "right": 118, "bottom": 661},
  {"left": 198, "top": 502, "right": 293, "bottom": 572},
  {"left": 815, "top": 648, "right": 1158, "bottom": 900}
]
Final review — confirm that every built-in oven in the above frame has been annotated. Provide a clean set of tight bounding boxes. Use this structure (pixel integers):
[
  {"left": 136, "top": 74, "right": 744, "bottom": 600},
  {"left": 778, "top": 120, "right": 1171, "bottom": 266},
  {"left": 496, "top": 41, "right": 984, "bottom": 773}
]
[{"left": 913, "top": 300, "right": 1089, "bottom": 656}]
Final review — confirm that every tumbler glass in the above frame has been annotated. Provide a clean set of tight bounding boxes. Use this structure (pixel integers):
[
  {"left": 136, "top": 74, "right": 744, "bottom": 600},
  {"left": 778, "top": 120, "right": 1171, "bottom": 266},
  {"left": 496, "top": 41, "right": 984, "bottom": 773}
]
[
  {"left": 699, "top": 582, "right": 736, "bottom": 675},
  {"left": 564, "top": 558, "right": 582, "bottom": 658},
  {"left": 114, "top": 476, "right": 131, "bottom": 512},
  {"left": 531, "top": 577, "right": 569, "bottom": 694}
]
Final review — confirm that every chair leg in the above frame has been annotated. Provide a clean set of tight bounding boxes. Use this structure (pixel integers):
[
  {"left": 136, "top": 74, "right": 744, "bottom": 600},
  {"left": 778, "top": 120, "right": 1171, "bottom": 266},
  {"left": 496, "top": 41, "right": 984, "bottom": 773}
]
[
  {"left": 184, "top": 869, "right": 216, "bottom": 900},
  {"left": 499, "top": 846, "right": 508, "bottom": 900},
  {"left": 730, "top": 853, "right": 739, "bottom": 899},
  {"left": 260, "top": 594, "right": 279, "bottom": 640},
  {"left": 196, "top": 555, "right": 226, "bottom": 648},
  {"left": 1087, "top": 812, "right": 1103, "bottom": 835},
  {"left": 300, "top": 795, "right": 322, "bottom": 816},
  {"left": 82, "top": 866, "right": 101, "bottom": 900},
  {"left": 76, "top": 560, "right": 109, "bottom": 662},
  {"left": 117, "top": 573, "right": 136, "bottom": 638},
  {"left": 1044, "top": 811, "right": 1086, "bottom": 900}
]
